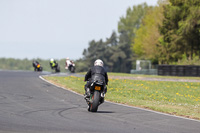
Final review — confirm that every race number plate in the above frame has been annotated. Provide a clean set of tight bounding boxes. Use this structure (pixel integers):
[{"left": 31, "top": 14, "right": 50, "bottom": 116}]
[{"left": 95, "top": 86, "right": 101, "bottom": 90}]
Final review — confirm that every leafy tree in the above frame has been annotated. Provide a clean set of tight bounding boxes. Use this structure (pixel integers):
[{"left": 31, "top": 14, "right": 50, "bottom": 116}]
[
  {"left": 104, "top": 31, "right": 118, "bottom": 71},
  {"left": 111, "top": 30, "right": 133, "bottom": 72},
  {"left": 81, "top": 30, "right": 133, "bottom": 73},
  {"left": 118, "top": 3, "right": 150, "bottom": 39},
  {"left": 117, "top": 3, "right": 152, "bottom": 69},
  {"left": 159, "top": 0, "right": 200, "bottom": 64},
  {"left": 82, "top": 32, "right": 118, "bottom": 71},
  {"left": 82, "top": 39, "right": 106, "bottom": 68},
  {"left": 177, "top": 0, "right": 200, "bottom": 59},
  {"left": 133, "top": 1, "right": 165, "bottom": 63}
]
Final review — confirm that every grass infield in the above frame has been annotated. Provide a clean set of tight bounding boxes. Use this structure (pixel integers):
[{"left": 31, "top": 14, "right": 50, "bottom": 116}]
[{"left": 44, "top": 73, "right": 200, "bottom": 120}]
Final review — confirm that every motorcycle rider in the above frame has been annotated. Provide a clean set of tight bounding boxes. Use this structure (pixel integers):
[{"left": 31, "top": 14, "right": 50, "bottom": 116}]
[
  {"left": 49, "top": 58, "right": 58, "bottom": 69},
  {"left": 32, "top": 60, "right": 40, "bottom": 71},
  {"left": 84, "top": 59, "right": 108, "bottom": 99},
  {"left": 65, "top": 57, "right": 74, "bottom": 71}
]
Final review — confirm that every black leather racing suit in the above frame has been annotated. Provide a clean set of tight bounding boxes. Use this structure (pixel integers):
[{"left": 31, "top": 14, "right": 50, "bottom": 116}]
[{"left": 84, "top": 66, "right": 108, "bottom": 93}]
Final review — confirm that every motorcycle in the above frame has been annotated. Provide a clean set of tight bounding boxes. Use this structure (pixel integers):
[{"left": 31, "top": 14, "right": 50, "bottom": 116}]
[
  {"left": 68, "top": 63, "right": 75, "bottom": 73},
  {"left": 54, "top": 63, "right": 60, "bottom": 73},
  {"left": 85, "top": 80, "right": 105, "bottom": 112},
  {"left": 35, "top": 63, "right": 43, "bottom": 71},
  {"left": 34, "top": 63, "right": 43, "bottom": 71},
  {"left": 51, "top": 63, "right": 60, "bottom": 73},
  {"left": 65, "top": 63, "right": 75, "bottom": 73}
]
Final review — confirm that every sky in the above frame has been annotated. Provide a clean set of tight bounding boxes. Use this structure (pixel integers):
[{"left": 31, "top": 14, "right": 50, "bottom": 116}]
[{"left": 0, "top": 0, "right": 158, "bottom": 60}]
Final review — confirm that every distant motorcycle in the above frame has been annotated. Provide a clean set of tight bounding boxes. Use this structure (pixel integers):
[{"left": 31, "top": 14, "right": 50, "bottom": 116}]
[
  {"left": 66, "top": 63, "right": 75, "bottom": 73},
  {"left": 85, "top": 80, "right": 105, "bottom": 112},
  {"left": 33, "top": 61, "right": 43, "bottom": 72},
  {"left": 50, "top": 63, "right": 60, "bottom": 73},
  {"left": 35, "top": 63, "right": 43, "bottom": 71},
  {"left": 54, "top": 63, "right": 60, "bottom": 73}
]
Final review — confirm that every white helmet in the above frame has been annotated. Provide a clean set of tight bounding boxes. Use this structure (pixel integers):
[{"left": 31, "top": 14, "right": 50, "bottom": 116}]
[
  {"left": 94, "top": 59, "right": 104, "bottom": 67},
  {"left": 50, "top": 58, "right": 54, "bottom": 62}
]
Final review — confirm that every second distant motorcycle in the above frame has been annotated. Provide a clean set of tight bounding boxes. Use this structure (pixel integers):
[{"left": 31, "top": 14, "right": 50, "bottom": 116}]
[
  {"left": 49, "top": 58, "right": 60, "bottom": 73},
  {"left": 65, "top": 63, "right": 75, "bottom": 73},
  {"left": 65, "top": 57, "right": 75, "bottom": 73}
]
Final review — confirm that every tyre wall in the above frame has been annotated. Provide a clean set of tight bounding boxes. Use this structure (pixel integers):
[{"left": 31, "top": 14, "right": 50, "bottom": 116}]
[{"left": 158, "top": 65, "right": 200, "bottom": 77}]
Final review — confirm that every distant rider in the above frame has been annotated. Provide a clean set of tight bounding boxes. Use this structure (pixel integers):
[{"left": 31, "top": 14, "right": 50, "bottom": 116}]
[
  {"left": 49, "top": 58, "right": 57, "bottom": 69},
  {"left": 65, "top": 57, "right": 75, "bottom": 71},
  {"left": 65, "top": 57, "right": 74, "bottom": 70},
  {"left": 84, "top": 59, "right": 108, "bottom": 98},
  {"left": 32, "top": 60, "right": 39, "bottom": 71}
]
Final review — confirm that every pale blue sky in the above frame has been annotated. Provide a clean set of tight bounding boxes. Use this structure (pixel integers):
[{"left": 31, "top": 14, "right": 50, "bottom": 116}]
[{"left": 0, "top": 0, "right": 158, "bottom": 60}]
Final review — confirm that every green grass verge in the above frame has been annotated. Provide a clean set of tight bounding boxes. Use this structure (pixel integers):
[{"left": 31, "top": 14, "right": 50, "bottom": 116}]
[
  {"left": 44, "top": 74, "right": 200, "bottom": 120},
  {"left": 79, "top": 72, "right": 200, "bottom": 80}
]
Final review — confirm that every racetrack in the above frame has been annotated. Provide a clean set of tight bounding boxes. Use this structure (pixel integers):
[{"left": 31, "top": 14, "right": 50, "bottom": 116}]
[{"left": 0, "top": 71, "right": 199, "bottom": 133}]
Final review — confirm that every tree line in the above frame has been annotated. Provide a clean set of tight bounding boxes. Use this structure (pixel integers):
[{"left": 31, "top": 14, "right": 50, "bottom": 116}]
[
  {"left": 133, "top": 0, "right": 200, "bottom": 65},
  {"left": 77, "top": 0, "right": 200, "bottom": 73},
  {"left": 1, "top": 0, "right": 200, "bottom": 72},
  {"left": 76, "top": 3, "right": 151, "bottom": 72},
  {"left": 0, "top": 58, "right": 67, "bottom": 72}
]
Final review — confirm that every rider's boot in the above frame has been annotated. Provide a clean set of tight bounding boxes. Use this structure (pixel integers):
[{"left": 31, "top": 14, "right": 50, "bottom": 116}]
[
  {"left": 101, "top": 86, "right": 107, "bottom": 97},
  {"left": 84, "top": 88, "right": 90, "bottom": 98}
]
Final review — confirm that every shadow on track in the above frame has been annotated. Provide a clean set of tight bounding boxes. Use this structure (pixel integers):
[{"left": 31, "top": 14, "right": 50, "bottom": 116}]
[{"left": 96, "top": 111, "right": 115, "bottom": 113}]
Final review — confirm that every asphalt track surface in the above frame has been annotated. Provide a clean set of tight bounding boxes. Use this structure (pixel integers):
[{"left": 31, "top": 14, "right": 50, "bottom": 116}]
[{"left": 0, "top": 71, "right": 200, "bottom": 133}]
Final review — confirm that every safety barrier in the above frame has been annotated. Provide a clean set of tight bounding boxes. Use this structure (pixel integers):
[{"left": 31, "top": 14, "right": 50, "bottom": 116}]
[{"left": 158, "top": 65, "right": 200, "bottom": 77}]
